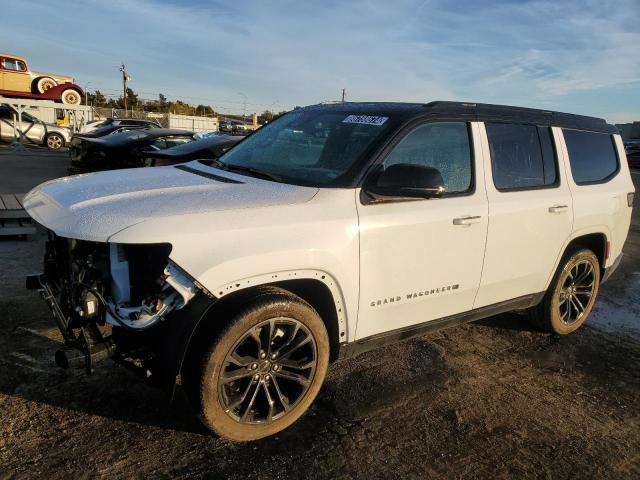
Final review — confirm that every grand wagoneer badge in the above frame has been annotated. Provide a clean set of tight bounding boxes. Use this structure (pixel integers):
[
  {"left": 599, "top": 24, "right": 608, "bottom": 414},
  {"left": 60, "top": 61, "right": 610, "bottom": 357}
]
[{"left": 370, "top": 284, "right": 460, "bottom": 307}]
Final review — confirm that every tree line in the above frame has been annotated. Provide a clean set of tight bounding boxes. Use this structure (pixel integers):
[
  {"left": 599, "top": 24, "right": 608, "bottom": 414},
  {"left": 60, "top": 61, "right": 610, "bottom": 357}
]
[{"left": 86, "top": 89, "right": 286, "bottom": 124}]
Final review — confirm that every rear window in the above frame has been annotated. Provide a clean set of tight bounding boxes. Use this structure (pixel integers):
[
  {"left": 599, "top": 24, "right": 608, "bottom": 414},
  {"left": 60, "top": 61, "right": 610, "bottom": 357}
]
[
  {"left": 486, "top": 123, "right": 557, "bottom": 191},
  {"left": 563, "top": 130, "right": 618, "bottom": 184}
]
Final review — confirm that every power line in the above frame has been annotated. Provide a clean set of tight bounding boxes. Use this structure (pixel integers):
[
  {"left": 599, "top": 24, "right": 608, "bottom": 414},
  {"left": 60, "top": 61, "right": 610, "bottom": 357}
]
[{"left": 86, "top": 84, "right": 289, "bottom": 110}]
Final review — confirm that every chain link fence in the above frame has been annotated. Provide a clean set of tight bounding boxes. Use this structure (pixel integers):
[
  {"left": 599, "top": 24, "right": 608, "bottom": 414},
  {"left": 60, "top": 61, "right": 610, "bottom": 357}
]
[
  {"left": 92, "top": 107, "right": 223, "bottom": 132},
  {"left": 94, "top": 107, "right": 165, "bottom": 124}
]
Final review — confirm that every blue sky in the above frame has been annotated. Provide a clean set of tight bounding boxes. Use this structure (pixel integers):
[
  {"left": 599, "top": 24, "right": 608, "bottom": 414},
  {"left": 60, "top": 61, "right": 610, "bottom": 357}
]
[{"left": 2, "top": 0, "right": 639, "bottom": 122}]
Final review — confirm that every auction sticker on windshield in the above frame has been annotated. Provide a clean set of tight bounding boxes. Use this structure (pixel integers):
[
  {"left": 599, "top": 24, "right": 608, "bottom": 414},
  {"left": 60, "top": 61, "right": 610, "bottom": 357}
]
[{"left": 342, "top": 115, "right": 388, "bottom": 126}]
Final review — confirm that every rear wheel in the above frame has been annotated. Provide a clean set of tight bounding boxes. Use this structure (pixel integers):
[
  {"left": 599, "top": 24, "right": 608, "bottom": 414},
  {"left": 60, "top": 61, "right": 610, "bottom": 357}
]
[
  {"left": 529, "top": 249, "right": 600, "bottom": 334},
  {"left": 35, "top": 76, "right": 57, "bottom": 93},
  {"left": 189, "top": 288, "right": 330, "bottom": 441},
  {"left": 60, "top": 88, "right": 82, "bottom": 105},
  {"left": 46, "top": 133, "right": 65, "bottom": 150}
]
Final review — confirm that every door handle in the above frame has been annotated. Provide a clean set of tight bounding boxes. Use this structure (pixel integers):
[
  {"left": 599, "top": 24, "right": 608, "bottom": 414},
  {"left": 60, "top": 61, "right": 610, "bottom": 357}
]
[
  {"left": 548, "top": 205, "right": 569, "bottom": 214},
  {"left": 453, "top": 215, "right": 482, "bottom": 226}
]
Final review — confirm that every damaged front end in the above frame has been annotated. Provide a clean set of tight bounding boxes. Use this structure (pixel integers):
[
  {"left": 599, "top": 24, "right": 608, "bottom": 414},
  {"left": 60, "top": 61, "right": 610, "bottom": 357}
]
[{"left": 27, "top": 232, "right": 199, "bottom": 378}]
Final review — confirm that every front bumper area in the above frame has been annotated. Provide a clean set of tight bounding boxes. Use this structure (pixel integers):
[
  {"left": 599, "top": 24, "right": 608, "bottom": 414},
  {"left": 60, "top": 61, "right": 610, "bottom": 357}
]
[{"left": 27, "top": 272, "right": 116, "bottom": 374}]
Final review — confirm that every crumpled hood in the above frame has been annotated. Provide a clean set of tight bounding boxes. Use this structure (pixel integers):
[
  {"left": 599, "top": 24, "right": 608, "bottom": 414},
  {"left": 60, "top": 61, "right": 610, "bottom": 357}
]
[{"left": 24, "top": 161, "right": 318, "bottom": 242}]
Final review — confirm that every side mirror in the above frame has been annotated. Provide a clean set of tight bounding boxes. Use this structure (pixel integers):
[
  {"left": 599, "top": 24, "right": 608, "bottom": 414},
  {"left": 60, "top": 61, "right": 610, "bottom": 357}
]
[{"left": 364, "top": 164, "right": 446, "bottom": 201}]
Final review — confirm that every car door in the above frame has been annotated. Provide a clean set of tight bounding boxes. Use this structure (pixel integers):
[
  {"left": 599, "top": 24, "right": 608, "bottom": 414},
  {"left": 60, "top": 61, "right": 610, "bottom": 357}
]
[
  {"left": 19, "top": 112, "right": 44, "bottom": 143},
  {"left": 473, "top": 122, "right": 573, "bottom": 308},
  {"left": 1, "top": 58, "right": 31, "bottom": 92},
  {"left": 0, "top": 107, "right": 13, "bottom": 141},
  {"left": 355, "top": 121, "right": 489, "bottom": 340}
]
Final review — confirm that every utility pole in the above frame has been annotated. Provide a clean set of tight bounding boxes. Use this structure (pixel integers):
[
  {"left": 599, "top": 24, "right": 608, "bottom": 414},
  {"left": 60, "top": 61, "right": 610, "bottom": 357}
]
[
  {"left": 120, "top": 63, "right": 130, "bottom": 113},
  {"left": 238, "top": 92, "right": 247, "bottom": 123},
  {"left": 84, "top": 82, "right": 92, "bottom": 106},
  {"left": 341, "top": 88, "right": 346, "bottom": 103}
]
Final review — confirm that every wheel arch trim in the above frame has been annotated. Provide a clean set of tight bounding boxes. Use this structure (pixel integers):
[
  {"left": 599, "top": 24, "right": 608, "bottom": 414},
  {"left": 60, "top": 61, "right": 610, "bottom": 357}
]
[
  {"left": 544, "top": 227, "right": 610, "bottom": 291},
  {"left": 211, "top": 269, "right": 348, "bottom": 342}
]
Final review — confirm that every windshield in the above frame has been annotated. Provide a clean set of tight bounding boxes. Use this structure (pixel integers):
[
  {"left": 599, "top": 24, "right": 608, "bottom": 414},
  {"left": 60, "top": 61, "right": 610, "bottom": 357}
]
[{"left": 217, "top": 110, "right": 397, "bottom": 187}]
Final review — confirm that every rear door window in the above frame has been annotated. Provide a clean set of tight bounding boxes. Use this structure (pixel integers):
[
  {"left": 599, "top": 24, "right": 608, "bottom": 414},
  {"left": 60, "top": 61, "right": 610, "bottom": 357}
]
[
  {"left": 486, "top": 123, "right": 557, "bottom": 191},
  {"left": 563, "top": 130, "right": 618, "bottom": 184}
]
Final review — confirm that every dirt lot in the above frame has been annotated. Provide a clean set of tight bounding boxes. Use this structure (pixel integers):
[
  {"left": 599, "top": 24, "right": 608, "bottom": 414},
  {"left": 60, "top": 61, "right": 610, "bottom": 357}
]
[{"left": 1, "top": 153, "right": 639, "bottom": 479}]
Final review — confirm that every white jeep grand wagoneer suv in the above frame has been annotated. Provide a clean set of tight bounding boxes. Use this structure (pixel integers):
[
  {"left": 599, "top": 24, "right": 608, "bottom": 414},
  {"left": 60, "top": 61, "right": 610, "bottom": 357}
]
[{"left": 24, "top": 101, "right": 634, "bottom": 441}]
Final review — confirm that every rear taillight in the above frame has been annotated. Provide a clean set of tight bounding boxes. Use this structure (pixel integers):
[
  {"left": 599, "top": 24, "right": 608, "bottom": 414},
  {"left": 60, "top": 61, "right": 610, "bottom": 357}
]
[{"left": 629, "top": 192, "right": 635, "bottom": 207}]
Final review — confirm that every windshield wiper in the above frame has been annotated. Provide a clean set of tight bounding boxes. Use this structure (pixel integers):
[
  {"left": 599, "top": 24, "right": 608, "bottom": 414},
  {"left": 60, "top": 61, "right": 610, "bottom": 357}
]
[
  {"left": 223, "top": 163, "right": 284, "bottom": 183},
  {"left": 209, "top": 158, "right": 227, "bottom": 169}
]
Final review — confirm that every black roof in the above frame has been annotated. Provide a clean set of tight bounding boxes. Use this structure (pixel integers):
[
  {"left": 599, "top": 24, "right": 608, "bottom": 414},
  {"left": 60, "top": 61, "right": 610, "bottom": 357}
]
[
  {"left": 84, "top": 128, "right": 194, "bottom": 146},
  {"left": 301, "top": 101, "right": 617, "bottom": 134},
  {"left": 112, "top": 118, "right": 161, "bottom": 125}
]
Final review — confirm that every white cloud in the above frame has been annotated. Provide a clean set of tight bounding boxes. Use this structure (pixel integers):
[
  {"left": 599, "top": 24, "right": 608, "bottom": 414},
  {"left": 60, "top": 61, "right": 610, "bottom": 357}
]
[{"left": 1, "top": 0, "right": 638, "bottom": 118}]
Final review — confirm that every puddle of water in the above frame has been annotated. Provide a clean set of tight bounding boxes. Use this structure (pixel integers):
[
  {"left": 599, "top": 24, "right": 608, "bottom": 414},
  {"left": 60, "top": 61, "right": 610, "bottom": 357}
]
[{"left": 589, "top": 274, "right": 640, "bottom": 339}]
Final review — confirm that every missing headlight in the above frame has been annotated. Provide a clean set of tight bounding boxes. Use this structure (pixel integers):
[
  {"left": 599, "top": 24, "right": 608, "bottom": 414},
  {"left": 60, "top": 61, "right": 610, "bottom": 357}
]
[{"left": 105, "top": 244, "right": 197, "bottom": 330}]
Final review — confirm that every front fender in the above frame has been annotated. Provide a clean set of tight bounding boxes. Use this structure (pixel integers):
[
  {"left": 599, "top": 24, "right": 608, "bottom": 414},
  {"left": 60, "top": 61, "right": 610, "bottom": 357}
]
[
  {"left": 40, "top": 83, "right": 84, "bottom": 101},
  {"left": 150, "top": 268, "right": 350, "bottom": 398},
  {"left": 148, "top": 292, "right": 216, "bottom": 397}
]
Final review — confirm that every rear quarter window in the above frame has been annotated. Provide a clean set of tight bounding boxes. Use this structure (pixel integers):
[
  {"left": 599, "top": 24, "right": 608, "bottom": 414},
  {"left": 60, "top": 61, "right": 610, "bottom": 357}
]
[{"left": 563, "top": 130, "right": 619, "bottom": 185}]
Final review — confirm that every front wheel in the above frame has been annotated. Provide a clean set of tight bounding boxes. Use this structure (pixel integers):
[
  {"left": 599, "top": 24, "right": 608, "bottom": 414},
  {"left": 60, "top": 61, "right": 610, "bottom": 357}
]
[
  {"left": 35, "top": 76, "right": 57, "bottom": 93},
  {"left": 189, "top": 288, "right": 330, "bottom": 441},
  {"left": 60, "top": 88, "right": 82, "bottom": 105},
  {"left": 529, "top": 249, "right": 601, "bottom": 334},
  {"left": 46, "top": 133, "right": 65, "bottom": 150}
]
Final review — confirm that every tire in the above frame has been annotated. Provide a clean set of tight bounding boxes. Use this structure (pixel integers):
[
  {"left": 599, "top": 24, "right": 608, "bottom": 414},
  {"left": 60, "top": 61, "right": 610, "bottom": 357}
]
[
  {"left": 60, "top": 88, "right": 82, "bottom": 105},
  {"left": 35, "top": 76, "right": 57, "bottom": 93},
  {"left": 528, "top": 248, "right": 600, "bottom": 334},
  {"left": 188, "top": 288, "right": 329, "bottom": 441},
  {"left": 46, "top": 133, "right": 65, "bottom": 150}
]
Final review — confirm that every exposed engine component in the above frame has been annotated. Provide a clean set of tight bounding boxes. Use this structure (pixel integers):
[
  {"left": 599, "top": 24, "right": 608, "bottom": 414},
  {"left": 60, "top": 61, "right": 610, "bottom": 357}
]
[
  {"left": 110, "top": 243, "right": 131, "bottom": 303},
  {"left": 105, "top": 259, "right": 197, "bottom": 330},
  {"left": 28, "top": 232, "right": 198, "bottom": 374}
]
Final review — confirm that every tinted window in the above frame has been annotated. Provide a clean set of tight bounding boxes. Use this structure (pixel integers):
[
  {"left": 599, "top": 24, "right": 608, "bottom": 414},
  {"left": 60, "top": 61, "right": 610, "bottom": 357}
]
[
  {"left": 20, "top": 112, "right": 37, "bottom": 123},
  {"left": 382, "top": 122, "right": 472, "bottom": 194},
  {"left": 107, "top": 130, "right": 150, "bottom": 142},
  {"left": 563, "top": 130, "right": 618, "bottom": 184},
  {"left": 538, "top": 127, "right": 557, "bottom": 185},
  {"left": 486, "top": 123, "right": 557, "bottom": 190}
]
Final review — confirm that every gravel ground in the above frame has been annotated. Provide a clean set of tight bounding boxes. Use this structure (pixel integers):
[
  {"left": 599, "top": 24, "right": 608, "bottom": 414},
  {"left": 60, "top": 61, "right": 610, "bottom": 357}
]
[{"left": 1, "top": 155, "right": 639, "bottom": 479}]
